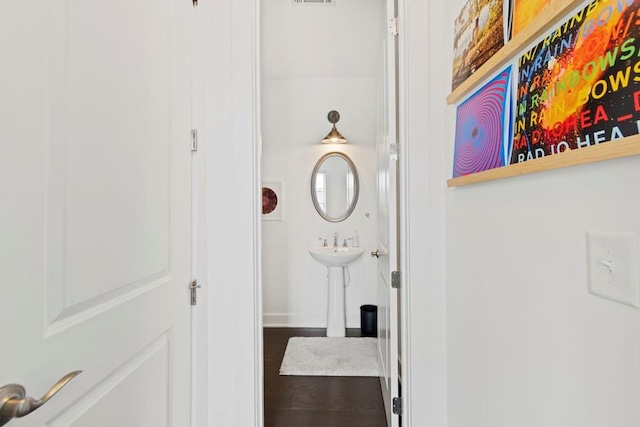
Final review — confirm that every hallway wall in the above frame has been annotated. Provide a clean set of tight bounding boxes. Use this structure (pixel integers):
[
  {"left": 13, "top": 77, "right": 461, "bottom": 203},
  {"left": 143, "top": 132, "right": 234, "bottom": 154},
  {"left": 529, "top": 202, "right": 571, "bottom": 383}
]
[{"left": 439, "top": 1, "right": 640, "bottom": 426}]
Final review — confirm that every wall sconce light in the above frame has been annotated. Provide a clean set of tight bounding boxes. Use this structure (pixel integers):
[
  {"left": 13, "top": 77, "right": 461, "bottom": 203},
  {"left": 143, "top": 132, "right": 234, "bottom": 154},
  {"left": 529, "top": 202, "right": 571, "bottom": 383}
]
[{"left": 322, "top": 110, "right": 347, "bottom": 144}]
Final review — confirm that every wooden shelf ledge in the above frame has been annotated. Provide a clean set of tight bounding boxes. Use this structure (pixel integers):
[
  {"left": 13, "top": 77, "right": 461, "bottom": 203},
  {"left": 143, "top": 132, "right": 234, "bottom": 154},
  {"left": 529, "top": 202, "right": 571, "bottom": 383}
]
[
  {"left": 447, "top": 0, "right": 584, "bottom": 105},
  {"left": 447, "top": 135, "right": 640, "bottom": 187}
]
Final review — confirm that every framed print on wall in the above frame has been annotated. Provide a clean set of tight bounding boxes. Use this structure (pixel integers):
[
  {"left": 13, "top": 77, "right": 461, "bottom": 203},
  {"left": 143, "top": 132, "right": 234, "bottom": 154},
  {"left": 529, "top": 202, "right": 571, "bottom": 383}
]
[{"left": 262, "top": 182, "right": 283, "bottom": 221}]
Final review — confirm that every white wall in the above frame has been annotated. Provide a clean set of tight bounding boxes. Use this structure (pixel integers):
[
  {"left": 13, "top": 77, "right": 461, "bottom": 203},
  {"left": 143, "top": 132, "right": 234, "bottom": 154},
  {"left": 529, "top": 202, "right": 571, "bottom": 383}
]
[
  {"left": 261, "top": 0, "right": 383, "bottom": 328},
  {"left": 440, "top": 1, "right": 640, "bottom": 426}
]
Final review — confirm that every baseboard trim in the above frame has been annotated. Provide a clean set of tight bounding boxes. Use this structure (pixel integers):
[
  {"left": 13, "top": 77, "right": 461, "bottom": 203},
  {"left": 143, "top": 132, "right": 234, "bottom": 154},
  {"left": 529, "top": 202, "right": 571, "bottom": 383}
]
[{"left": 263, "top": 313, "right": 361, "bottom": 329}]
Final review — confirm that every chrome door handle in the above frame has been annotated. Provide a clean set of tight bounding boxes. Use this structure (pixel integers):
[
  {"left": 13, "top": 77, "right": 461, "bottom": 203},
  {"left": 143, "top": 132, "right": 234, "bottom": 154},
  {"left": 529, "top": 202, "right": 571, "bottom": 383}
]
[
  {"left": 0, "top": 370, "right": 82, "bottom": 426},
  {"left": 371, "top": 250, "right": 381, "bottom": 258}
]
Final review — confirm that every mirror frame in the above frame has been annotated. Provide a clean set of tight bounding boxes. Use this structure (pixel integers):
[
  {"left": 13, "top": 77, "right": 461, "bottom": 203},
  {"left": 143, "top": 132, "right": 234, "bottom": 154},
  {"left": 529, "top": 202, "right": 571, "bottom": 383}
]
[{"left": 310, "top": 151, "right": 359, "bottom": 223}]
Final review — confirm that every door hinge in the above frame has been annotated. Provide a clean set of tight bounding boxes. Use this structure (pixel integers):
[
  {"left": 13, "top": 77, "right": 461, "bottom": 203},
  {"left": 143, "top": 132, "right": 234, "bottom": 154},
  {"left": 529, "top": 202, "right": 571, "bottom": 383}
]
[
  {"left": 191, "top": 129, "right": 198, "bottom": 152},
  {"left": 189, "top": 279, "right": 201, "bottom": 305},
  {"left": 392, "top": 397, "right": 403, "bottom": 415},
  {"left": 390, "top": 143, "right": 399, "bottom": 161},
  {"left": 391, "top": 271, "right": 401, "bottom": 289},
  {"left": 388, "top": 17, "right": 398, "bottom": 36}
]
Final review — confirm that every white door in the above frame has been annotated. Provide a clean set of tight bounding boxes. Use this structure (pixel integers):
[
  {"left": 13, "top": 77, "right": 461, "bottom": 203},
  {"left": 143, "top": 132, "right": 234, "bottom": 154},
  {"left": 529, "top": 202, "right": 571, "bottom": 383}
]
[
  {"left": 375, "top": 0, "right": 399, "bottom": 425},
  {"left": 0, "top": 0, "right": 193, "bottom": 425}
]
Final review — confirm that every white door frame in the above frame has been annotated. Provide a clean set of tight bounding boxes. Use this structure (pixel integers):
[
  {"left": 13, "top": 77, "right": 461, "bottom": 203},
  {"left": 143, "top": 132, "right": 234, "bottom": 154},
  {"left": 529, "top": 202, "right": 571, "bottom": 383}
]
[
  {"left": 202, "top": 0, "right": 448, "bottom": 426},
  {"left": 395, "top": 1, "right": 448, "bottom": 425},
  {"left": 201, "top": 0, "right": 263, "bottom": 425},
  {"left": 251, "top": 0, "right": 408, "bottom": 425}
]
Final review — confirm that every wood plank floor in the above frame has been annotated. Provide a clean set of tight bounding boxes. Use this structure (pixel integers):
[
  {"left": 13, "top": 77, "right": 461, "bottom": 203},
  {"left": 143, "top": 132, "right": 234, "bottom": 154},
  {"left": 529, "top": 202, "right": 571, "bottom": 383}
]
[{"left": 263, "top": 327, "right": 387, "bottom": 427}]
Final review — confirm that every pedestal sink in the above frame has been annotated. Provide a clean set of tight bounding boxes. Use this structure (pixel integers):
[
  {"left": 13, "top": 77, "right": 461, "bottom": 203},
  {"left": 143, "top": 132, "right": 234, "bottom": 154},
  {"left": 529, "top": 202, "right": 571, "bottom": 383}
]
[{"left": 308, "top": 246, "right": 364, "bottom": 337}]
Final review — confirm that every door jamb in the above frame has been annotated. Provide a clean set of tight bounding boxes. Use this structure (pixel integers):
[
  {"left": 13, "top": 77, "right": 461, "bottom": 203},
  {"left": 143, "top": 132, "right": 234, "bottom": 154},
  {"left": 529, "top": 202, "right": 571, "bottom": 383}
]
[{"left": 250, "top": 0, "right": 409, "bottom": 425}]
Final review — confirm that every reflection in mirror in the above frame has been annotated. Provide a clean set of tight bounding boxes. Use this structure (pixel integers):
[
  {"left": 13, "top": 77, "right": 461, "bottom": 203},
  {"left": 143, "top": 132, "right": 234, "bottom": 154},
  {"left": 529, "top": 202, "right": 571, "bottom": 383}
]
[{"left": 311, "top": 152, "right": 359, "bottom": 222}]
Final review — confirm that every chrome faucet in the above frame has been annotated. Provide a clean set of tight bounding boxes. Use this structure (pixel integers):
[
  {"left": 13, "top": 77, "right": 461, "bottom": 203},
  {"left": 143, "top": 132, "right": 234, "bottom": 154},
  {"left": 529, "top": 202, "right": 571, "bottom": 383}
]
[{"left": 333, "top": 232, "right": 338, "bottom": 248}]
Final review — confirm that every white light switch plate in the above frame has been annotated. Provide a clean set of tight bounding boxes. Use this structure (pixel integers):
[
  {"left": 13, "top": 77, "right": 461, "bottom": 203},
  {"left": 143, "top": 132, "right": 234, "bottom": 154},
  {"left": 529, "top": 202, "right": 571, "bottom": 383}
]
[{"left": 586, "top": 231, "right": 640, "bottom": 308}]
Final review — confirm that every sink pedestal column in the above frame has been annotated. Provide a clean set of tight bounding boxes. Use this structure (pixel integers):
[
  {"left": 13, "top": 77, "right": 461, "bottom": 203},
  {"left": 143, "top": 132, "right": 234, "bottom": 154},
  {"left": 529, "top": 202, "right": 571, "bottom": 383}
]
[{"left": 326, "top": 266, "right": 346, "bottom": 337}]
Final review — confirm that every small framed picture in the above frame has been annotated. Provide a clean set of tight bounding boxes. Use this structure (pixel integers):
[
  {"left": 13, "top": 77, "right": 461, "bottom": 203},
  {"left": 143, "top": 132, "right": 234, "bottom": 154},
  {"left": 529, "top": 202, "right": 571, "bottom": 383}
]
[{"left": 262, "top": 182, "right": 283, "bottom": 221}]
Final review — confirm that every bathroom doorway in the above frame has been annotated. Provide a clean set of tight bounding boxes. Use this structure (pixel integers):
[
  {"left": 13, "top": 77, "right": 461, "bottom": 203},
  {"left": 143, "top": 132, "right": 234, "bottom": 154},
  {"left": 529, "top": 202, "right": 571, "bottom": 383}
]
[{"left": 260, "top": 0, "right": 401, "bottom": 425}]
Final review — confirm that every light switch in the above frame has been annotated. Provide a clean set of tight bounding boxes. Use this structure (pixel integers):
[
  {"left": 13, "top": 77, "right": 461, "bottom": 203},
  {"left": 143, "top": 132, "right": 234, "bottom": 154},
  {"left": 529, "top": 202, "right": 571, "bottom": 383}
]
[{"left": 586, "top": 231, "right": 640, "bottom": 308}]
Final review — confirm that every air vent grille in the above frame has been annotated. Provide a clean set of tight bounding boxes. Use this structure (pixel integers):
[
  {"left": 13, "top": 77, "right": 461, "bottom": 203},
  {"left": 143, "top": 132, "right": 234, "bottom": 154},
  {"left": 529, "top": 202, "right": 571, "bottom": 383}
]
[{"left": 292, "top": 0, "right": 334, "bottom": 5}]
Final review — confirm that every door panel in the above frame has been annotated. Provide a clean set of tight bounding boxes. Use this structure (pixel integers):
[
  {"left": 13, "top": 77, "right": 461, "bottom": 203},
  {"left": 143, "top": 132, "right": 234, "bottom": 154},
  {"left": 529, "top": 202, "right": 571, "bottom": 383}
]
[
  {"left": 376, "top": 0, "right": 399, "bottom": 426},
  {"left": 0, "top": 0, "right": 192, "bottom": 425},
  {"left": 47, "top": 0, "right": 172, "bottom": 310},
  {"left": 47, "top": 334, "right": 171, "bottom": 427}
]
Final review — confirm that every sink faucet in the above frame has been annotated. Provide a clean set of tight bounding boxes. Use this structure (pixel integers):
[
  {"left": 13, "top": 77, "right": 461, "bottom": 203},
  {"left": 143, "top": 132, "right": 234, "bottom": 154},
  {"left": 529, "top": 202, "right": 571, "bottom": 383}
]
[{"left": 333, "top": 232, "right": 338, "bottom": 248}]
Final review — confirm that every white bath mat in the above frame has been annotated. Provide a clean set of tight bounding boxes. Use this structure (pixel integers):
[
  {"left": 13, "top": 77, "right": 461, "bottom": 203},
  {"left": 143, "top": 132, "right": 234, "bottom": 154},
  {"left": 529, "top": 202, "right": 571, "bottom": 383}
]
[{"left": 279, "top": 337, "right": 380, "bottom": 377}]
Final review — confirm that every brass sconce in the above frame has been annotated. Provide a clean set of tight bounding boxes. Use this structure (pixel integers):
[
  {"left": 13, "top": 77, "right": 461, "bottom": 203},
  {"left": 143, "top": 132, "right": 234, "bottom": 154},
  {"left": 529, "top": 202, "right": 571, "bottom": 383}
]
[{"left": 322, "top": 110, "right": 347, "bottom": 144}]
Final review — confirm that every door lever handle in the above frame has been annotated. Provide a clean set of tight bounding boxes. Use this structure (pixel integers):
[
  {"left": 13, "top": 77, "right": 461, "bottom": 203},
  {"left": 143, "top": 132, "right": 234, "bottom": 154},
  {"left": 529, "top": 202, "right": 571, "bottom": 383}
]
[{"left": 0, "top": 370, "right": 82, "bottom": 426}]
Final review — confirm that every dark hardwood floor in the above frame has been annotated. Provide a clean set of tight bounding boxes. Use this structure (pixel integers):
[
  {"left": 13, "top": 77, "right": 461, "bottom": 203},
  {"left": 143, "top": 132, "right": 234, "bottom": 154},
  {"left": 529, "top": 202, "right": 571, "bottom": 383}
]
[{"left": 263, "top": 327, "right": 387, "bottom": 427}]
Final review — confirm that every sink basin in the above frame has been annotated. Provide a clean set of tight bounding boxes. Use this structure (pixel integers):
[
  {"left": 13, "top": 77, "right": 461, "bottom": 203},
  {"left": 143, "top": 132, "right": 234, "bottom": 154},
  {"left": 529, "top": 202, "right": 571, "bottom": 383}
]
[{"left": 308, "top": 246, "right": 364, "bottom": 267}]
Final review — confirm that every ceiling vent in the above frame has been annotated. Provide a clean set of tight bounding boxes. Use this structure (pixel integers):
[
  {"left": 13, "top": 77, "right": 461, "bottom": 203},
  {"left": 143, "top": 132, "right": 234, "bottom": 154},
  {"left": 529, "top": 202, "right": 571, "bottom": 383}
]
[{"left": 292, "top": 0, "right": 334, "bottom": 5}]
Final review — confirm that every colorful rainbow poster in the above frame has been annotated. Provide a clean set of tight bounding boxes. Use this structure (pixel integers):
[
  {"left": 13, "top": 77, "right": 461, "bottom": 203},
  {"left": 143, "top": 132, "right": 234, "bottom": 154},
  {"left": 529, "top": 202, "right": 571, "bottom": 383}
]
[
  {"left": 512, "top": 0, "right": 640, "bottom": 164},
  {"left": 453, "top": 66, "right": 513, "bottom": 177}
]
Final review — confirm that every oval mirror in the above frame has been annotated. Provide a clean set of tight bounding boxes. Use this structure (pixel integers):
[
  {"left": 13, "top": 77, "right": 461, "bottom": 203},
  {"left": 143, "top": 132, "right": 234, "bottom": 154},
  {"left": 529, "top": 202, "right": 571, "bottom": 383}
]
[{"left": 310, "top": 152, "right": 359, "bottom": 222}]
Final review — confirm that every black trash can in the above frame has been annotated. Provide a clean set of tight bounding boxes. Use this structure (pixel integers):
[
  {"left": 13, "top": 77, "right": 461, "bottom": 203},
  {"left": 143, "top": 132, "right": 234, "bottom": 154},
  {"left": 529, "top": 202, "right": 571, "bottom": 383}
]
[{"left": 360, "top": 304, "right": 377, "bottom": 337}]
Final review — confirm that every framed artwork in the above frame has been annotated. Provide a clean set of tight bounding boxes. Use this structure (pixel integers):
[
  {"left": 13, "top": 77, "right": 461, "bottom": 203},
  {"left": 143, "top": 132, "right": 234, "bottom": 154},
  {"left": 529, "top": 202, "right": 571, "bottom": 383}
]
[
  {"left": 262, "top": 182, "right": 283, "bottom": 221},
  {"left": 452, "top": 0, "right": 508, "bottom": 90},
  {"left": 453, "top": 66, "right": 513, "bottom": 177},
  {"left": 512, "top": 0, "right": 640, "bottom": 164},
  {"left": 447, "top": 0, "right": 640, "bottom": 186},
  {"left": 511, "top": 0, "right": 553, "bottom": 38}
]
